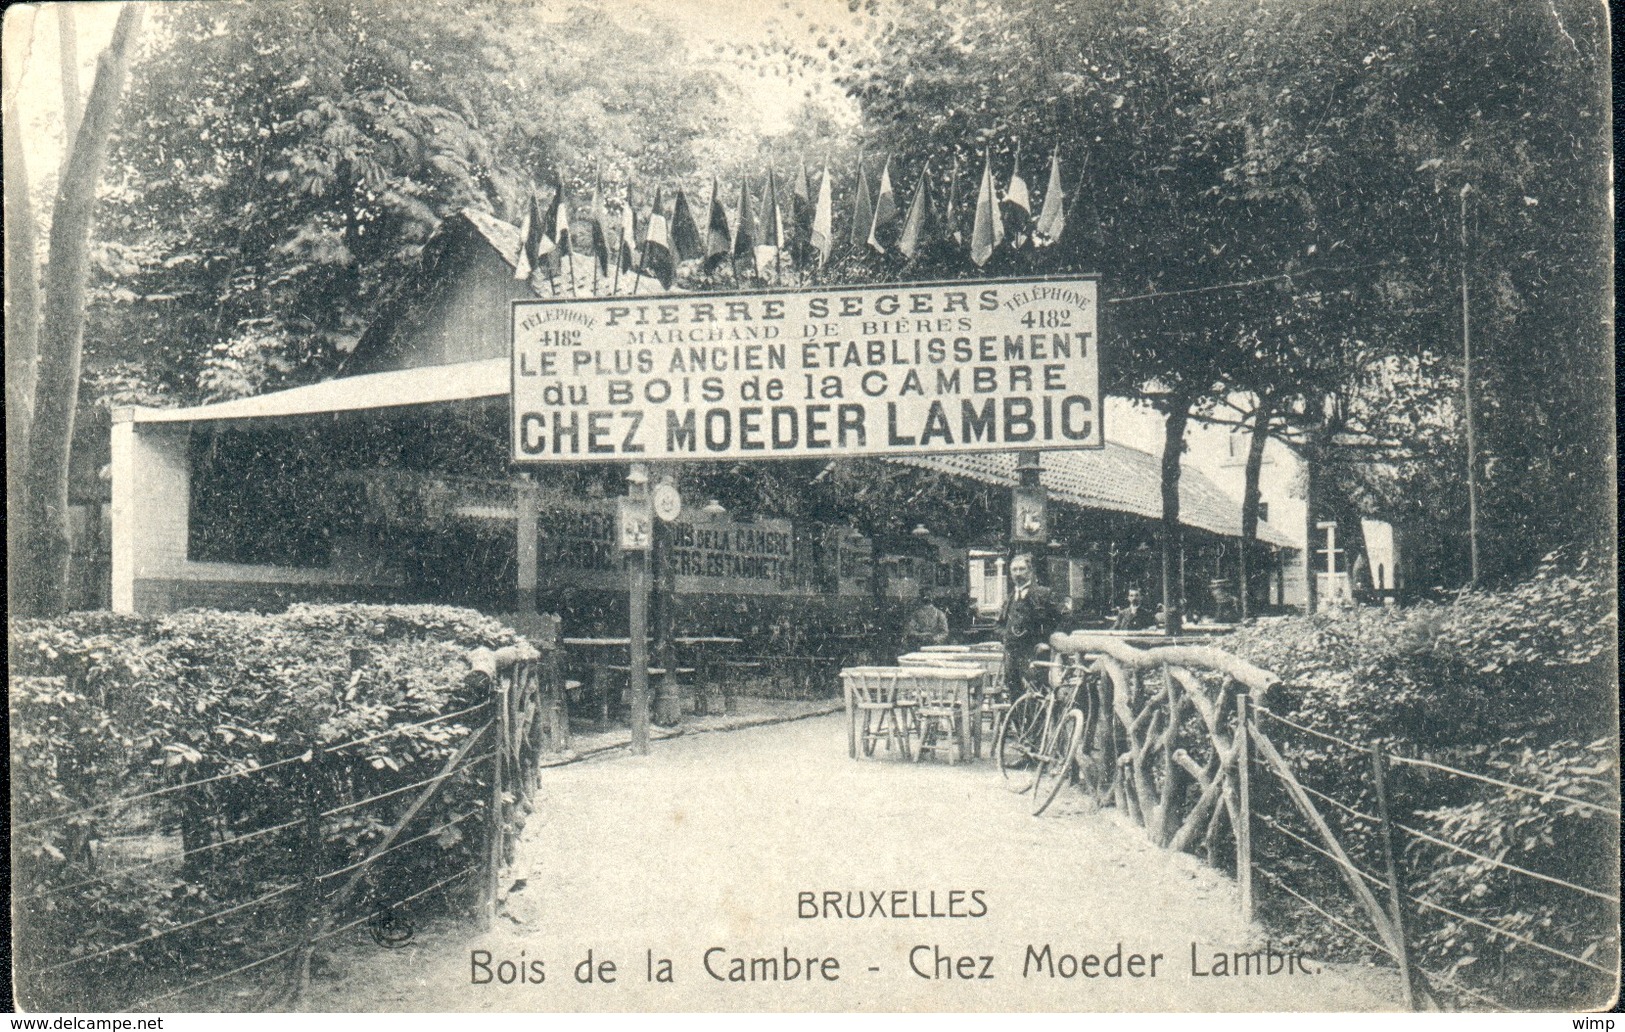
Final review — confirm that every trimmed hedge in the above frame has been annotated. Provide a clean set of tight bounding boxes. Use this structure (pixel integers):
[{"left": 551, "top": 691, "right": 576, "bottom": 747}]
[{"left": 9, "top": 604, "right": 526, "bottom": 1010}]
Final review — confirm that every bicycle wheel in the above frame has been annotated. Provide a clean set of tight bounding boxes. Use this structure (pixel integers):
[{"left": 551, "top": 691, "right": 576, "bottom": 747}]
[
  {"left": 995, "top": 692, "right": 1046, "bottom": 782},
  {"left": 1032, "top": 710, "right": 1084, "bottom": 816}
]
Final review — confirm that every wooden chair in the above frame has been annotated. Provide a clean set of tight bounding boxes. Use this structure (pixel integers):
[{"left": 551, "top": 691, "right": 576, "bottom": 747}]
[
  {"left": 907, "top": 670, "right": 966, "bottom": 764},
  {"left": 898, "top": 651, "right": 1002, "bottom": 758},
  {"left": 841, "top": 667, "right": 914, "bottom": 760}
]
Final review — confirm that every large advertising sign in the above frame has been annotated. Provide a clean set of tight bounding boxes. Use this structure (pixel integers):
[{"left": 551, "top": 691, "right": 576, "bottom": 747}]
[{"left": 511, "top": 277, "right": 1100, "bottom": 462}]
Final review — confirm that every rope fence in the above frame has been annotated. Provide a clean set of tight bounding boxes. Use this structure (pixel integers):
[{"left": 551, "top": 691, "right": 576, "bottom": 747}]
[
  {"left": 1241, "top": 700, "right": 1619, "bottom": 1012},
  {"left": 14, "top": 645, "right": 554, "bottom": 1013}
]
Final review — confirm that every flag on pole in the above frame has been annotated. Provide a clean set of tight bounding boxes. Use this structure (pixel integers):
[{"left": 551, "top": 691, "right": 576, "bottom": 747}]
[
  {"left": 1033, "top": 148, "right": 1066, "bottom": 246},
  {"left": 540, "top": 180, "right": 569, "bottom": 264},
  {"left": 617, "top": 183, "right": 640, "bottom": 274},
  {"left": 703, "top": 178, "right": 731, "bottom": 273},
  {"left": 513, "top": 191, "right": 544, "bottom": 281},
  {"left": 849, "top": 150, "right": 872, "bottom": 252},
  {"left": 671, "top": 188, "right": 704, "bottom": 263},
  {"left": 587, "top": 170, "right": 611, "bottom": 276},
  {"left": 1001, "top": 147, "right": 1031, "bottom": 249},
  {"left": 759, "top": 167, "right": 787, "bottom": 278},
  {"left": 732, "top": 176, "right": 756, "bottom": 259},
  {"left": 790, "top": 162, "right": 812, "bottom": 263},
  {"left": 761, "top": 168, "right": 786, "bottom": 248},
  {"left": 897, "top": 166, "right": 933, "bottom": 262},
  {"left": 640, "top": 187, "right": 676, "bottom": 289},
  {"left": 866, "top": 155, "right": 899, "bottom": 254},
  {"left": 941, "top": 156, "right": 963, "bottom": 249},
  {"left": 809, "top": 162, "right": 834, "bottom": 267},
  {"left": 970, "top": 149, "right": 1004, "bottom": 266}
]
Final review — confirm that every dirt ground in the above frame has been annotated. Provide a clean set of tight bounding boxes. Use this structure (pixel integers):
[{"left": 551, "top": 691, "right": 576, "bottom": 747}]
[{"left": 298, "top": 711, "right": 1405, "bottom": 1012}]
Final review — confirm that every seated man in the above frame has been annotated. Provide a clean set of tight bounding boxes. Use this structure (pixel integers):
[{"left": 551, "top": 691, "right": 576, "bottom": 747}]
[
  {"left": 1112, "top": 588, "right": 1157, "bottom": 630},
  {"left": 901, "top": 596, "right": 951, "bottom": 651},
  {"left": 1207, "top": 579, "right": 1241, "bottom": 623}
]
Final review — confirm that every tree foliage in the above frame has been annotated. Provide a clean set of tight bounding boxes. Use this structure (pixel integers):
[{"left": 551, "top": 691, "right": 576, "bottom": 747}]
[
  {"left": 86, "top": 0, "right": 734, "bottom": 406},
  {"left": 771, "top": 0, "right": 1609, "bottom": 586}
]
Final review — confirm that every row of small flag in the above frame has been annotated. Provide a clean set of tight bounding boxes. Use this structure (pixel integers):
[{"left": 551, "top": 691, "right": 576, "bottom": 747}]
[{"left": 512, "top": 149, "right": 1075, "bottom": 290}]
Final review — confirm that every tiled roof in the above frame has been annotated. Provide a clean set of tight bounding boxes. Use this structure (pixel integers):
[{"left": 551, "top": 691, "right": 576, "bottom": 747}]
[{"left": 890, "top": 448, "right": 1297, "bottom": 548}]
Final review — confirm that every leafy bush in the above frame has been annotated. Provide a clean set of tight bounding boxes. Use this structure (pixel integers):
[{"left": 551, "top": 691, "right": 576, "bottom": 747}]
[
  {"left": 1221, "top": 548, "right": 1618, "bottom": 1010},
  {"left": 9, "top": 604, "right": 528, "bottom": 1010}
]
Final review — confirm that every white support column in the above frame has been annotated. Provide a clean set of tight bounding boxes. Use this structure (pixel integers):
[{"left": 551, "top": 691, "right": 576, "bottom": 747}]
[{"left": 110, "top": 415, "right": 136, "bottom": 612}]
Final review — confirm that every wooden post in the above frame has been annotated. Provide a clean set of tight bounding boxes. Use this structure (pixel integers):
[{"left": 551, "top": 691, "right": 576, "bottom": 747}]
[
  {"left": 651, "top": 481, "right": 680, "bottom": 726},
  {"left": 1459, "top": 185, "right": 1480, "bottom": 586},
  {"left": 1235, "top": 691, "right": 1254, "bottom": 925},
  {"left": 482, "top": 673, "right": 508, "bottom": 930},
  {"left": 627, "top": 463, "right": 652, "bottom": 755},
  {"left": 1371, "top": 741, "right": 1421, "bottom": 1010},
  {"left": 286, "top": 759, "right": 324, "bottom": 1004}
]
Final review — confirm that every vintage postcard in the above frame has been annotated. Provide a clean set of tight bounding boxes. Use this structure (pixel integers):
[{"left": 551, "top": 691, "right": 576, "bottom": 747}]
[{"left": 5, "top": 0, "right": 1617, "bottom": 1019}]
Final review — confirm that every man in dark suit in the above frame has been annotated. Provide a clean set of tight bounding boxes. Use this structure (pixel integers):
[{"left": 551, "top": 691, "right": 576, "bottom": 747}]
[
  {"left": 1112, "top": 588, "right": 1157, "bottom": 630},
  {"left": 1000, "top": 553, "right": 1064, "bottom": 692}
]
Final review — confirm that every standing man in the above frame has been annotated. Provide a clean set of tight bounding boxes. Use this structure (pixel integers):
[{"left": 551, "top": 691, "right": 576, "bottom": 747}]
[{"left": 999, "top": 553, "right": 1064, "bottom": 693}]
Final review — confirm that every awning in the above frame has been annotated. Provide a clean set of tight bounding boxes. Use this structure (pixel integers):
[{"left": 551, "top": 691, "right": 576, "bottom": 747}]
[
  {"left": 118, "top": 358, "right": 508, "bottom": 424},
  {"left": 891, "top": 450, "right": 1298, "bottom": 548},
  {"left": 117, "top": 357, "right": 1294, "bottom": 548}
]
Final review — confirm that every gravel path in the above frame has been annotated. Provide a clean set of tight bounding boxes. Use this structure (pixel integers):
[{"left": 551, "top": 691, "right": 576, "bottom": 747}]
[{"left": 302, "top": 712, "right": 1404, "bottom": 1012}]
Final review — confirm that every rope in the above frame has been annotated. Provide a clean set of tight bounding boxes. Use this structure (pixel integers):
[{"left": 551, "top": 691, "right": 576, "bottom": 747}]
[
  {"left": 1406, "top": 894, "right": 1616, "bottom": 975},
  {"left": 1385, "top": 754, "right": 1616, "bottom": 817},
  {"left": 17, "top": 704, "right": 492, "bottom": 832},
  {"left": 1254, "top": 865, "right": 1393, "bottom": 959},
  {"left": 315, "top": 813, "right": 478, "bottom": 883},
  {"left": 310, "top": 865, "right": 478, "bottom": 946},
  {"left": 1296, "top": 781, "right": 1380, "bottom": 825},
  {"left": 126, "top": 942, "right": 303, "bottom": 1011},
  {"left": 1396, "top": 822, "right": 1619, "bottom": 904},
  {"left": 14, "top": 754, "right": 312, "bottom": 831},
  {"left": 32, "top": 882, "right": 303, "bottom": 974},
  {"left": 1254, "top": 706, "right": 1366, "bottom": 753},
  {"left": 320, "top": 750, "right": 494, "bottom": 818},
  {"left": 1255, "top": 813, "right": 1388, "bottom": 890},
  {"left": 126, "top": 865, "right": 479, "bottom": 1010},
  {"left": 18, "top": 818, "right": 303, "bottom": 901},
  {"left": 323, "top": 702, "right": 490, "bottom": 754},
  {"left": 1417, "top": 966, "right": 1513, "bottom": 1012}
]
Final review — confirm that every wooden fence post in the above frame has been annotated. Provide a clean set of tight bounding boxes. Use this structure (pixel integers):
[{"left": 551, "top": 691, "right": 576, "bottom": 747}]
[
  {"left": 277, "top": 759, "right": 324, "bottom": 1008},
  {"left": 1371, "top": 741, "right": 1424, "bottom": 1011},
  {"left": 1235, "top": 691, "right": 1254, "bottom": 925},
  {"left": 481, "top": 672, "right": 508, "bottom": 931}
]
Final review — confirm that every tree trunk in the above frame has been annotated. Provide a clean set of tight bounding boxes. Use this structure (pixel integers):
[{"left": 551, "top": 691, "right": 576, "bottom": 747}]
[
  {"left": 17, "top": 3, "right": 144, "bottom": 617},
  {"left": 1158, "top": 399, "right": 1190, "bottom": 635},
  {"left": 4, "top": 7, "right": 43, "bottom": 602},
  {"left": 58, "top": 4, "right": 81, "bottom": 160},
  {"left": 1238, "top": 396, "right": 1275, "bottom": 620}
]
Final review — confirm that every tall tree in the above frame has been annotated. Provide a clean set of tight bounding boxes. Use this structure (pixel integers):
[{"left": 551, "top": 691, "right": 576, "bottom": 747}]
[
  {"left": 17, "top": 3, "right": 145, "bottom": 616},
  {"left": 4, "top": 7, "right": 44, "bottom": 599}
]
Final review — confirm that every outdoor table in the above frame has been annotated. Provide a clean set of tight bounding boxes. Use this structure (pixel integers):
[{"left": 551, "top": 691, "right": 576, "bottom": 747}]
[
  {"left": 674, "top": 636, "right": 745, "bottom": 714},
  {"left": 561, "top": 637, "right": 635, "bottom": 723},
  {"left": 894, "top": 655, "right": 989, "bottom": 759}
]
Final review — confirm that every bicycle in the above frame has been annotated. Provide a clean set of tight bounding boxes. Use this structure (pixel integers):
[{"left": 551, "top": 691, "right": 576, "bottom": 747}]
[{"left": 993, "top": 650, "right": 1099, "bottom": 815}]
